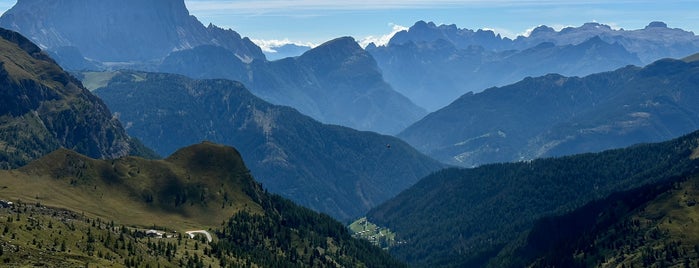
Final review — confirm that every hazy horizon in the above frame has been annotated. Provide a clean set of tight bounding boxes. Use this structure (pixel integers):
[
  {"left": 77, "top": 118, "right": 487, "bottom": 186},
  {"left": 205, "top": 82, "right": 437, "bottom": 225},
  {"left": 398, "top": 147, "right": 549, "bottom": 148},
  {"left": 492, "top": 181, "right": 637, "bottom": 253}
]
[{"left": 1, "top": 0, "right": 697, "bottom": 50}]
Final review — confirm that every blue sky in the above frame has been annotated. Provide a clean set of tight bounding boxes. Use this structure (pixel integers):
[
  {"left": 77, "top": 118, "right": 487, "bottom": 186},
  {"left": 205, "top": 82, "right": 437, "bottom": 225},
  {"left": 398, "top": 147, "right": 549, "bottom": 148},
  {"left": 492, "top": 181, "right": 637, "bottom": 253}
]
[{"left": 1, "top": 0, "right": 697, "bottom": 49}]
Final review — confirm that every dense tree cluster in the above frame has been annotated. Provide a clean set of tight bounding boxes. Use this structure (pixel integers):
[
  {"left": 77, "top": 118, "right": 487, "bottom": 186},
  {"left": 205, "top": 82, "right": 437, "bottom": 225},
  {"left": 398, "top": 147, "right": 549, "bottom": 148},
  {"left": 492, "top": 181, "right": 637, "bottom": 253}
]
[{"left": 368, "top": 130, "right": 699, "bottom": 267}]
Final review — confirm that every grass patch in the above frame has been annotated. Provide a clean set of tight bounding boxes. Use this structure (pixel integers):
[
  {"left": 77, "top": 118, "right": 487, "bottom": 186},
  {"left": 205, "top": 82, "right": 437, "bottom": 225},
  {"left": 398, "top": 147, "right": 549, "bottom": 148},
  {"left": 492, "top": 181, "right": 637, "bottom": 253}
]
[
  {"left": 349, "top": 217, "right": 400, "bottom": 250},
  {"left": 81, "top": 71, "right": 118, "bottom": 91}
]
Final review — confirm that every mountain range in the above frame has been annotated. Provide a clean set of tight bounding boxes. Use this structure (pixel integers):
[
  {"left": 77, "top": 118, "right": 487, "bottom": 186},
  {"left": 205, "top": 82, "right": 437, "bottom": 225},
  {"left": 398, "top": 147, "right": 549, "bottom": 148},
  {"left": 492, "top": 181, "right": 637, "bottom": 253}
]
[
  {"left": 369, "top": 21, "right": 699, "bottom": 110},
  {"left": 0, "top": 142, "right": 403, "bottom": 267},
  {"left": 160, "top": 36, "right": 426, "bottom": 134},
  {"left": 367, "top": 130, "right": 699, "bottom": 267},
  {"left": 390, "top": 20, "right": 699, "bottom": 63},
  {"left": 399, "top": 55, "right": 699, "bottom": 167},
  {"left": 3, "top": 0, "right": 699, "bottom": 266},
  {"left": 90, "top": 70, "right": 443, "bottom": 220},
  {"left": 0, "top": 27, "right": 153, "bottom": 169},
  {"left": 0, "top": 27, "right": 404, "bottom": 266},
  {"left": 0, "top": 0, "right": 425, "bottom": 134}
]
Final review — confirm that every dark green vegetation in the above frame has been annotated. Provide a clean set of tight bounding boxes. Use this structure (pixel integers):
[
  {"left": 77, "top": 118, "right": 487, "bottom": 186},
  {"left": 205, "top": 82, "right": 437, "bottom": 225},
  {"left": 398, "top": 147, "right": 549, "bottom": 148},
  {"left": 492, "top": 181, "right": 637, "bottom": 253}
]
[
  {"left": 497, "top": 170, "right": 699, "bottom": 267},
  {"left": 92, "top": 71, "right": 443, "bottom": 220},
  {"left": 400, "top": 57, "right": 699, "bottom": 167},
  {"left": 1, "top": 142, "right": 263, "bottom": 229},
  {"left": 160, "top": 36, "right": 425, "bottom": 134},
  {"left": 0, "top": 28, "right": 153, "bottom": 169},
  {"left": 0, "top": 143, "right": 403, "bottom": 267},
  {"left": 367, "top": 130, "right": 699, "bottom": 267}
]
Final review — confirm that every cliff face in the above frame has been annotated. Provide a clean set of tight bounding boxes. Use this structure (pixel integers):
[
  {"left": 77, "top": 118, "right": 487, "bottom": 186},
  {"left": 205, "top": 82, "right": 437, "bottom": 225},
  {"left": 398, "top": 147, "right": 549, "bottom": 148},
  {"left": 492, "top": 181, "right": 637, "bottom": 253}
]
[{"left": 0, "top": 0, "right": 264, "bottom": 63}]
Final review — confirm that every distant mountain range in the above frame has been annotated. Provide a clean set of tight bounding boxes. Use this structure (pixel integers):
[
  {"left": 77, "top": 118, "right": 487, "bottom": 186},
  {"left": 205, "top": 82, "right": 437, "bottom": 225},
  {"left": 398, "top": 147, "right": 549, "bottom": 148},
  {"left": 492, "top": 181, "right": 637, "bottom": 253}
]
[
  {"left": 90, "top": 71, "right": 443, "bottom": 220},
  {"left": 0, "top": 1, "right": 424, "bottom": 134},
  {"left": 369, "top": 21, "right": 699, "bottom": 110},
  {"left": 0, "top": 142, "right": 403, "bottom": 267},
  {"left": 0, "top": 28, "right": 154, "bottom": 169},
  {"left": 161, "top": 36, "right": 426, "bottom": 134},
  {"left": 390, "top": 20, "right": 699, "bottom": 63},
  {"left": 399, "top": 55, "right": 699, "bottom": 167},
  {"left": 367, "top": 130, "right": 699, "bottom": 267}
]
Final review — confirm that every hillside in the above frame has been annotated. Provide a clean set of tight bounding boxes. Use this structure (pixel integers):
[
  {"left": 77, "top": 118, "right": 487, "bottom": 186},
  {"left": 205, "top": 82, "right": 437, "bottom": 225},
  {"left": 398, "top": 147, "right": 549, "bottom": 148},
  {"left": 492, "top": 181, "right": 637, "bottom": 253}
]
[
  {"left": 0, "top": 143, "right": 403, "bottom": 267},
  {"left": 400, "top": 57, "right": 699, "bottom": 167},
  {"left": 92, "top": 71, "right": 443, "bottom": 220},
  {"left": 160, "top": 36, "right": 425, "bottom": 134},
  {"left": 0, "top": 28, "right": 153, "bottom": 169},
  {"left": 366, "top": 130, "right": 699, "bottom": 267},
  {"left": 495, "top": 171, "right": 699, "bottom": 267}
]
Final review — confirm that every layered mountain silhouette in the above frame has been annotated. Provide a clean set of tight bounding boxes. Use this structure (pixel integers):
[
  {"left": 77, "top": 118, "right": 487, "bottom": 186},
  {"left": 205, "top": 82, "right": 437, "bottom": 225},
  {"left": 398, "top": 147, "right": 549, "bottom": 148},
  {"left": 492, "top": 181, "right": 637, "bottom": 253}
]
[
  {"left": 0, "top": 0, "right": 264, "bottom": 65},
  {"left": 399, "top": 56, "right": 699, "bottom": 167},
  {"left": 367, "top": 130, "right": 699, "bottom": 267},
  {"left": 391, "top": 20, "right": 699, "bottom": 63},
  {"left": 369, "top": 21, "right": 698, "bottom": 110},
  {"left": 160, "top": 36, "right": 425, "bottom": 134},
  {"left": 0, "top": 142, "right": 404, "bottom": 267},
  {"left": 0, "top": 1, "right": 423, "bottom": 134},
  {"left": 0, "top": 28, "right": 153, "bottom": 169},
  {"left": 91, "top": 71, "right": 443, "bottom": 220}
]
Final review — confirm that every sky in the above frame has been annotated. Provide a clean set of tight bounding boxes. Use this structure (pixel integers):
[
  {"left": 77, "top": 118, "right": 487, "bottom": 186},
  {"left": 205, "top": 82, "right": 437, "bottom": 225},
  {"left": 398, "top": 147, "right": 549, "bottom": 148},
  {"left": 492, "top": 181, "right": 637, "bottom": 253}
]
[{"left": 1, "top": 0, "right": 697, "bottom": 50}]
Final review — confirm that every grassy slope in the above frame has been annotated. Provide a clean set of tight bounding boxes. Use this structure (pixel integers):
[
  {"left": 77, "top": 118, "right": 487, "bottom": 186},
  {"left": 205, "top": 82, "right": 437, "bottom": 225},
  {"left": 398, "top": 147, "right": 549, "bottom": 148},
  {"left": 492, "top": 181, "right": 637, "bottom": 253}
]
[
  {"left": 0, "top": 142, "right": 263, "bottom": 231},
  {"left": 0, "top": 201, "right": 240, "bottom": 267},
  {"left": 0, "top": 142, "right": 404, "bottom": 267}
]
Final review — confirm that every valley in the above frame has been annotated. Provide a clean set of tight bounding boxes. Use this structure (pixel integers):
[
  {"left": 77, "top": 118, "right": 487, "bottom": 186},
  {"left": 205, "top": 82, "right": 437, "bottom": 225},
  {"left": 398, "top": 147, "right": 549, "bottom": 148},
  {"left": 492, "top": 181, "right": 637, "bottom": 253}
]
[{"left": 0, "top": 0, "right": 698, "bottom": 267}]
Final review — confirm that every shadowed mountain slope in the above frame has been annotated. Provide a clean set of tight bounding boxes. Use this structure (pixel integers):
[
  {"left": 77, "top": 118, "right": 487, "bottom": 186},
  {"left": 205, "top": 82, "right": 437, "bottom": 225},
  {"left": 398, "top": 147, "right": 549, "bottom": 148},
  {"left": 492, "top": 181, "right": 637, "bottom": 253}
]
[
  {"left": 367, "top": 130, "right": 699, "bottom": 267},
  {"left": 400, "top": 57, "right": 699, "bottom": 167},
  {"left": 93, "top": 71, "right": 443, "bottom": 220},
  {"left": 0, "top": 28, "right": 154, "bottom": 169}
]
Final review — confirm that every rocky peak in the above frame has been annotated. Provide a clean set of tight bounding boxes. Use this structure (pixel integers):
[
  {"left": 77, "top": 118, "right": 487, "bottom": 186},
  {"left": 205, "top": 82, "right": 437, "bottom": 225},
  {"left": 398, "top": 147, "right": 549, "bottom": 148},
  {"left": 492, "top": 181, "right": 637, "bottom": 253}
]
[
  {"left": 0, "top": 0, "right": 264, "bottom": 65},
  {"left": 645, "top": 21, "right": 668, "bottom": 29}
]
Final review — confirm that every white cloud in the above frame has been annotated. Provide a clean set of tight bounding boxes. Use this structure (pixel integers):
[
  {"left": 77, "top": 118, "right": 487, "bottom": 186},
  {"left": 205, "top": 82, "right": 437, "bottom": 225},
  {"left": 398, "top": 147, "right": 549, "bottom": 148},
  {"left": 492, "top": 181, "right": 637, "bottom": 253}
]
[
  {"left": 482, "top": 27, "right": 517, "bottom": 39},
  {"left": 251, "top": 38, "right": 317, "bottom": 53},
  {"left": 359, "top": 23, "right": 408, "bottom": 48}
]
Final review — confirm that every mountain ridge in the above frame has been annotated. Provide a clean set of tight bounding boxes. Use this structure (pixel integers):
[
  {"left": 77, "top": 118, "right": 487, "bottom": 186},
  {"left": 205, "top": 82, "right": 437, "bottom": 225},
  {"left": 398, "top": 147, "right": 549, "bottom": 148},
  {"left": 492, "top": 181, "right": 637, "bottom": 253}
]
[
  {"left": 0, "top": 142, "right": 404, "bottom": 267},
  {"left": 92, "top": 70, "right": 443, "bottom": 220},
  {"left": 399, "top": 57, "right": 699, "bottom": 167},
  {"left": 370, "top": 20, "right": 697, "bottom": 111},
  {"left": 367, "top": 129, "right": 699, "bottom": 267},
  {"left": 161, "top": 36, "right": 426, "bottom": 134},
  {"left": 0, "top": 27, "right": 154, "bottom": 169}
]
